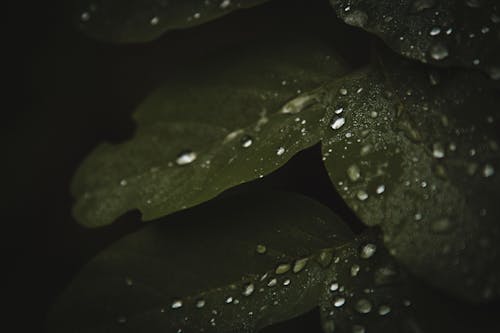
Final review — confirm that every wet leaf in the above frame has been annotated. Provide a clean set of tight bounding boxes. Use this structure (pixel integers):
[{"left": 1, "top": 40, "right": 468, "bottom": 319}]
[
  {"left": 72, "top": 35, "right": 349, "bottom": 227},
  {"left": 48, "top": 192, "right": 443, "bottom": 333},
  {"left": 321, "top": 46, "right": 500, "bottom": 302},
  {"left": 74, "top": 0, "right": 270, "bottom": 43},
  {"left": 329, "top": 0, "right": 500, "bottom": 79}
]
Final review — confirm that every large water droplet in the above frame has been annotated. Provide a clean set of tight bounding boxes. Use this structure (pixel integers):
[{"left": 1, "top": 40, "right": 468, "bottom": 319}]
[
  {"left": 334, "top": 296, "right": 346, "bottom": 307},
  {"left": 176, "top": 150, "right": 197, "bottom": 166},
  {"left": 331, "top": 116, "right": 346, "bottom": 130}
]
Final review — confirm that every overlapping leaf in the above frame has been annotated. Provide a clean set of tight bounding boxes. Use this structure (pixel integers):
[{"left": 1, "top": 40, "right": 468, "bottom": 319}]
[
  {"left": 321, "top": 47, "right": 500, "bottom": 301},
  {"left": 71, "top": 36, "right": 348, "bottom": 227},
  {"left": 49, "top": 192, "right": 446, "bottom": 333},
  {"left": 329, "top": 0, "right": 500, "bottom": 79},
  {"left": 74, "top": 0, "right": 270, "bottom": 43}
]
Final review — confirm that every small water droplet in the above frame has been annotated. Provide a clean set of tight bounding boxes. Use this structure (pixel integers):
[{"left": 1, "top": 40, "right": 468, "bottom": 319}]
[
  {"left": 242, "top": 283, "right": 254, "bottom": 296},
  {"left": 176, "top": 150, "right": 197, "bottom": 166},
  {"left": 429, "top": 27, "right": 441, "bottom": 36},
  {"left": 355, "top": 299, "right": 372, "bottom": 314},
  {"left": 482, "top": 164, "right": 495, "bottom": 177},
  {"left": 281, "top": 95, "right": 315, "bottom": 114},
  {"left": 331, "top": 116, "right": 346, "bottom": 130},
  {"left": 356, "top": 190, "right": 368, "bottom": 201},
  {"left": 334, "top": 296, "right": 346, "bottom": 307},
  {"left": 347, "top": 164, "right": 361, "bottom": 182},
  {"left": 225, "top": 296, "right": 233, "bottom": 304},
  {"left": 360, "top": 243, "right": 377, "bottom": 259},
  {"left": 339, "top": 88, "right": 348, "bottom": 95},
  {"left": 171, "top": 299, "right": 183, "bottom": 309},
  {"left": 411, "top": 0, "right": 435, "bottom": 12},
  {"left": 351, "top": 264, "right": 361, "bottom": 276},
  {"left": 432, "top": 143, "right": 445, "bottom": 158},
  {"left": 241, "top": 135, "right": 253, "bottom": 148},
  {"left": 376, "top": 185, "right": 385, "bottom": 194},
  {"left": 196, "top": 299, "right": 206, "bottom": 308},
  {"left": 378, "top": 305, "right": 391, "bottom": 315},
  {"left": 276, "top": 147, "right": 286, "bottom": 156},
  {"left": 80, "top": 11, "right": 91, "bottom": 22},
  {"left": 267, "top": 278, "right": 278, "bottom": 287},
  {"left": 329, "top": 282, "right": 339, "bottom": 292},
  {"left": 116, "top": 315, "right": 127, "bottom": 324},
  {"left": 220, "top": 0, "right": 231, "bottom": 9},
  {"left": 150, "top": 16, "right": 160, "bottom": 25},
  {"left": 429, "top": 43, "right": 449, "bottom": 60},
  {"left": 275, "top": 263, "right": 291, "bottom": 275},
  {"left": 283, "top": 279, "right": 291, "bottom": 286},
  {"left": 293, "top": 258, "right": 308, "bottom": 273},
  {"left": 120, "top": 179, "right": 128, "bottom": 186},
  {"left": 256, "top": 244, "right": 267, "bottom": 254}
]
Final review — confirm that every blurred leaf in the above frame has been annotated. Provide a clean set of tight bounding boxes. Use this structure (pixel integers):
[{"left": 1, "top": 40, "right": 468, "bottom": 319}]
[
  {"left": 74, "top": 0, "right": 270, "bottom": 43},
  {"left": 49, "top": 191, "right": 443, "bottom": 333},
  {"left": 329, "top": 0, "right": 500, "bottom": 79},
  {"left": 72, "top": 36, "right": 349, "bottom": 227},
  {"left": 321, "top": 46, "right": 500, "bottom": 302}
]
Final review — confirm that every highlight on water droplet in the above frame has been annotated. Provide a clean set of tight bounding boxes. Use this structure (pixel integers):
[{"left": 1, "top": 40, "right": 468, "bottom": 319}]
[{"left": 175, "top": 150, "right": 197, "bottom": 166}]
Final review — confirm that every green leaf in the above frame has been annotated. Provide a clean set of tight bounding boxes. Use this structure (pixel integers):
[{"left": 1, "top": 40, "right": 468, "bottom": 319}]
[
  {"left": 48, "top": 191, "right": 441, "bottom": 333},
  {"left": 329, "top": 0, "right": 500, "bottom": 79},
  {"left": 72, "top": 35, "right": 349, "bottom": 227},
  {"left": 74, "top": 0, "right": 270, "bottom": 43},
  {"left": 321, "top": 46, "right": 500, "bottom": 302}
]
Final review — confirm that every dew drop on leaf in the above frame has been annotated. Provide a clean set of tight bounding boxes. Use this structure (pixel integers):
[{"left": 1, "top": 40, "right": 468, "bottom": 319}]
[
  {"left": 331, "top": 116, "right": 346, "bottom": 130},
  {"left": 175, "top": 150, "right": 197, "bottom": 166},
  {"left": 256, "top": 244, "right": 267, "bottom": 254},
  {"left": 292, "top": 258, "right": 308, "bottom": 273},
  {"left": 360, "top": 243, "right": 377, "bottom": 259}
]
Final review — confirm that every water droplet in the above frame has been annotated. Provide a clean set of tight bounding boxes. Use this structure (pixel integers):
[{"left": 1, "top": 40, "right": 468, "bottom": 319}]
[
  {"left": 80, "top": 11, "right": 91, "bottom": 22},
  {"left": 281, "top": 95, "right": 315, "bottom": 114},
  {"left": 429, "top": 43, "right": 449, "bottom": 60},
  {"left": 150, "top": 16, "right": 160, "bottom": 25},
  {"left": 482, "top": 164, "right": 495, "bottom": 177},
  {"left": 432, "top": 143, "right": 445, "bottom": 158},
  {"left": 331, "top": 116, "right": 346, "bottom": 130},
  {"left": 116, "top": 315, "right": 127, "bottom": 324},
  {"left": 195, "top": 299, "right": 206, "bottom": 308},
  {"left": 120, "top": 179, "right": 128, "bottom": 186},
  {"left": 376, "top": 185, "right": 385, "bottom": 194},
  {"left": 339, "top": 88, "right": 348, "bottom": 95},
  {"left": 220, "top": 0, "right": 231, "bottom": 9},
  {"left": 242, "top": 283, "right": 254, "bottom": 296},
  {"left": 356, "top": 190, "right": 368, "bottom": 201},
  {"left": 429, "top": 27, "right": 441, "bottom": 36},
  {"left": 275, "top": 263, "right": 291, "bottom": 275},
  {"left": 347, "top": 164, "right": 361, "bottom": 182},
  {"left": 355, "top": 299, "right": 372, "bottom": 314},
  {"left": 267, "top": 278, "right": 278, "bottom": 287},
  {"left": 171, "top": 299, "right": 183, "bottom": 309},
  {"left": 225, "top": 296, "right": 233, "bottom": 304},
  {"left": 241, "top": 135, "right": 253, "bottom": 148},
  {"left": 334, "top": 296, "right": 346, "bottom": 307},
  {"left": 256, "top": 244, "right": 267, "bottom": 254},
  {"left": 329, "top": 282, "right": 339, "bottom": 292},
  {"left": 411, "top": 0, "right": 435, "bottom": 12},
  {"left": 176, "top": 150, "right": 197, "bottom": 166},
  {"left": 283, "top": 279, "right": 291, "bottom": 286},
  {"left": 125, "top": 277, "right": 133, "bottom": 286},
  {"left": 293, "top": 258, "right": 308, "bottom": 273},
  {"left": 378, "top": 305, "right": 391, "bottom": 315},
  {"left": 351, "top": 264, "right": 361, "bottom": 276},
  {"left": 276, "top": 147, "right": 286, "bottom": 156},
  {"left": 335, "top": 107, "right": 344, "bottom": 114},
  {"left": 317, "top": 250, "right": 333, "bottom": 268},
  {"left": 344, "top": 10, "right": 368, "bottom": 27},
  {"left": 360, "top": 243, "right": 377, "bottom": 259}
]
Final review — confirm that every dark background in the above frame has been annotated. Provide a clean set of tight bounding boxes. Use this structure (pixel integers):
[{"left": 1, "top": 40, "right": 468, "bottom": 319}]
[{"left": 5, "top": 0, "right": 500, "bottom": 332}]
